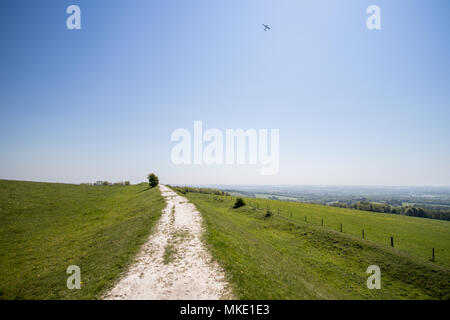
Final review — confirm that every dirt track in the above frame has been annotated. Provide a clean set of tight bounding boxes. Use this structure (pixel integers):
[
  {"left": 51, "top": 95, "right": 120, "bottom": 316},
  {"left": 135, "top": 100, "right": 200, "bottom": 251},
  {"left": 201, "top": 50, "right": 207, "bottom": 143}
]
[{"left": 103, "top": 185, "right": 232, "bottom": 300}]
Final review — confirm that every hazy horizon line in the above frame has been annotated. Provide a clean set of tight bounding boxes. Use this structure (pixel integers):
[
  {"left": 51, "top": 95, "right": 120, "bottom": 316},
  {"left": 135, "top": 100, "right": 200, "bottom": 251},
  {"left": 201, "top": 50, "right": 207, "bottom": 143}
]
[{"left": 2, "top": 178, "right": 450, "bottom": 189}]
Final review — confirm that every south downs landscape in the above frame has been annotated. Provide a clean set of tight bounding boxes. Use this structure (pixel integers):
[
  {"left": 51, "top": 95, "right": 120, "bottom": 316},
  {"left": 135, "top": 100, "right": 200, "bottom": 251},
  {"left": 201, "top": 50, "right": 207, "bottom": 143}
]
[{"left": 0, "top": 179, "right": 448, "bottom": 300}]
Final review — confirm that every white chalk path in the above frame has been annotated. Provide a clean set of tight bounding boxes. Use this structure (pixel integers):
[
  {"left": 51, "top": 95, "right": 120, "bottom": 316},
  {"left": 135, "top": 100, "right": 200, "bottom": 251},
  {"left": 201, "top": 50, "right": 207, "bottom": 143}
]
[{"left": 103, "top": 185, "right": 232, "bottom": 300}]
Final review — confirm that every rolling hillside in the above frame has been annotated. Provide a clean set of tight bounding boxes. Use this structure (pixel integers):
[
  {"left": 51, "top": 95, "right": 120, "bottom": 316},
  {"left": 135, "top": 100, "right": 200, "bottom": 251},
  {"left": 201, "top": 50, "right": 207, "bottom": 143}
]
[
  {"left": 239, "top": 197, "right": 450, "bottom": 267},
  {"left": 1, "top": 179, "right": 449, "bottom": 300},
  {"left": 181, "top": 191, "right": 450, "bottom": 299},
  {"left": 0, "top": 180, "right": 165, "bottom": 299}
]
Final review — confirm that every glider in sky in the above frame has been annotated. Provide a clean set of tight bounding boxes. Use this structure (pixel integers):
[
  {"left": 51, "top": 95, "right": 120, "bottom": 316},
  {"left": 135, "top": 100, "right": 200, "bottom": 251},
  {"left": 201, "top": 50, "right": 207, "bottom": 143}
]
[{"left": 262, "top": 24, "right": 271, "bottom": 31}]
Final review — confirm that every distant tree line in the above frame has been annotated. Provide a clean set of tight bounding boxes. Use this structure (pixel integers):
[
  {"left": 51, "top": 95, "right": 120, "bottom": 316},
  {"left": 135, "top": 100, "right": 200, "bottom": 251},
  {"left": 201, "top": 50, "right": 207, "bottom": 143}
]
[
  {"left": 170, "top": 186, "right": 230, "bottom": 196},
  {"left": 80, "top": 181, "right": 131, "bottom": 186},
  {"left": 329, "top": 201, "right": 450, "bottom": 221}
]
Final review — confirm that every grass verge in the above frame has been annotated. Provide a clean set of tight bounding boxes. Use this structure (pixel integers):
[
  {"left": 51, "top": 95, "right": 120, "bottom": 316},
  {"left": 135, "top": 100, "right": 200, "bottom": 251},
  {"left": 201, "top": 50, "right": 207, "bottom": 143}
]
[{"left": 0, "top": 180, "right": 165, "bottom": 299}]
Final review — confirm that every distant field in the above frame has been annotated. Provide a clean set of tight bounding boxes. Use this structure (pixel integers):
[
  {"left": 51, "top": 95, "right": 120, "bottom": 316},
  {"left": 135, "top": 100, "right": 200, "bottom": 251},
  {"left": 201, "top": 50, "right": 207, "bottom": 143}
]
[
  {"left": 182, "top": 192, "right": 450, "bottom": 299},
  {"left": 0, "top": 180, "right": 165, "bottom": 299},
  {"left": 254, "top": 194, "right": 298, "bottom": 201}
]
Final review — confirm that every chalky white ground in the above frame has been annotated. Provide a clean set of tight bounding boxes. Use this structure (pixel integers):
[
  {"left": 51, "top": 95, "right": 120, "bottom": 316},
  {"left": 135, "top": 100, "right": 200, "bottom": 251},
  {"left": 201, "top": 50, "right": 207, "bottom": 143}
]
[{"left": 103, "top": 185, "right": 232, "bottom": 300}]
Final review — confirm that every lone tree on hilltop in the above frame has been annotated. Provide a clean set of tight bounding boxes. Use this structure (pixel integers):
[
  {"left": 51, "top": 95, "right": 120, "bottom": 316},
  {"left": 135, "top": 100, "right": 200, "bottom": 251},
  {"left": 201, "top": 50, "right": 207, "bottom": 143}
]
[{"left": 147, "top": 173, "right": 159, "bottom": 188}]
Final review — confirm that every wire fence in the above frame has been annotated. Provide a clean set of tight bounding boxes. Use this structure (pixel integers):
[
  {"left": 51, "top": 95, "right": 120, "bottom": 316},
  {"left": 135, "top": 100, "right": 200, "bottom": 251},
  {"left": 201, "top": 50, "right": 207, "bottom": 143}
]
[{"left": 240, "top": 199, "right": 438, "bottom": 263}]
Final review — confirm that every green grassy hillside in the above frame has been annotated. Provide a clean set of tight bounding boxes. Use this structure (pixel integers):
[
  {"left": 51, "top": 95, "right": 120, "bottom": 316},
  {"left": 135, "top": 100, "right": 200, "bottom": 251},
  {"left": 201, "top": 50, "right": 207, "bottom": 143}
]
[
  {"left": 0, "top": 180, "right": 165, "bottom": 299},
  {"left": 216, "top": 195, "right": 450, "bottom": 267},
  {"left": 182, "top": 192, "right": 450, "bottom": 299}
]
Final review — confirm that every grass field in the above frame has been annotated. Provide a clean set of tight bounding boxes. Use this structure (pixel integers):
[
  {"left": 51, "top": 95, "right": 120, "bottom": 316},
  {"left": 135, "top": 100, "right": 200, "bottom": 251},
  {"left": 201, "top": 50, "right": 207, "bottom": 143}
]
[
  {"left": 224, "top": 196, "right": 450, "bottom": 268},
  {"left": 182, "top": 192, "right": 450, "bottom": 299},
  {"left": 0, "top": 180, "right": 165, "bottom": 299}
]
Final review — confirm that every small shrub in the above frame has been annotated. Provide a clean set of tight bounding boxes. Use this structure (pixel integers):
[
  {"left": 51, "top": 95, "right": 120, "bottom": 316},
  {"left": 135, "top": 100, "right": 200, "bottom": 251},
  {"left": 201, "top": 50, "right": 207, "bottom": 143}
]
[{"left": 233, "top": 198, "right": 246, "bottom": 209}]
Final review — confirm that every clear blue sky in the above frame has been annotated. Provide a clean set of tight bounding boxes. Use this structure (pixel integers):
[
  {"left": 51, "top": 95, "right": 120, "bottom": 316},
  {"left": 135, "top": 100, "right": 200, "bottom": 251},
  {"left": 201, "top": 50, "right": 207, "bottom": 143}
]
[{"left": 1, "top": 0, "right": 449, "bottom": 186}]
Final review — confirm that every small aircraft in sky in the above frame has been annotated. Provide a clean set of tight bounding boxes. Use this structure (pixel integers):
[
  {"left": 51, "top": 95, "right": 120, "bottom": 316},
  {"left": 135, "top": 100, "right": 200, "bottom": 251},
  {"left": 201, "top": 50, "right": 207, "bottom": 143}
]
[{"left": 262, "top": 24, "right": 271, "bottom": 31}]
